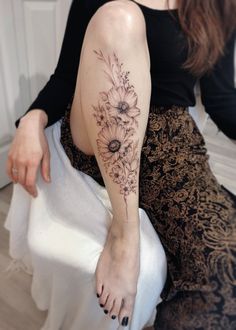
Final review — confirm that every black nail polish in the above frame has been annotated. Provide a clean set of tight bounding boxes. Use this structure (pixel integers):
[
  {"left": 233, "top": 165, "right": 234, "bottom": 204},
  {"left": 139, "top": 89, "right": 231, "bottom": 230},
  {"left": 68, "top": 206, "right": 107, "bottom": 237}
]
[
  {"left": 100, "top": 304, "right": 104, "bottom": 307},
  {"left": 122, "top": 316, "right": 129, "bottom": 326},
  {"left": 96, "top": 293, "right": 100, "bottom": 298},
  {"left": 111, "top": 315, "right": 116, "bottom": 320},
  {"left": 104, "top": 309, "right": 108, "bottom": 314}
]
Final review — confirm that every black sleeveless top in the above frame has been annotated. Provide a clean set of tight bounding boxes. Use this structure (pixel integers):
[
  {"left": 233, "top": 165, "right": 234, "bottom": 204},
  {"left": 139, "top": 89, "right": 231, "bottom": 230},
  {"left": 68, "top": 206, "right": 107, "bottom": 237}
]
[{"left": 15, "top": 0, "right": 236, "bottom": 139}]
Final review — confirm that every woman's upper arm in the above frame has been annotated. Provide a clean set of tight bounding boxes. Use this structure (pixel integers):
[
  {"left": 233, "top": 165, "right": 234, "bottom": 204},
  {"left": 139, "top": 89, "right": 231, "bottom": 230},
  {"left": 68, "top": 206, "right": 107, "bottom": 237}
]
[{"left": 199, "top": 30, "right": 236, "bottom": 139}]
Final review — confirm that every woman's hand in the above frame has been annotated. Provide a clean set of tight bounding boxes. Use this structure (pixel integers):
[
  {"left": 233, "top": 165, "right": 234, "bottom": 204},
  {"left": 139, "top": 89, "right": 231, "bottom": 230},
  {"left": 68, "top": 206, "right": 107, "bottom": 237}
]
[{"left": 6, "top": 110, "right": 51, "bottom": 198}]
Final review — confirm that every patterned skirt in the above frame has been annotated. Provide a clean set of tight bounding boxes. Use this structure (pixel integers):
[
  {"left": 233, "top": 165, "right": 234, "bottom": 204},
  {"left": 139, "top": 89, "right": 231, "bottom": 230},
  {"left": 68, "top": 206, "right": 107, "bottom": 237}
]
[{"left": 60, "top": 104, "right": 236, "bottom": 330}]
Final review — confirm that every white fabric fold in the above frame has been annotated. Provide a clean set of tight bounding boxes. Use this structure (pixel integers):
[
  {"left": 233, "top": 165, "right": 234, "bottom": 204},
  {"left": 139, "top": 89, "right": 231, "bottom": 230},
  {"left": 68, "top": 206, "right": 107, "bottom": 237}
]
[{"left": 4, "top": 120, "right": 167, "bottom": 330}]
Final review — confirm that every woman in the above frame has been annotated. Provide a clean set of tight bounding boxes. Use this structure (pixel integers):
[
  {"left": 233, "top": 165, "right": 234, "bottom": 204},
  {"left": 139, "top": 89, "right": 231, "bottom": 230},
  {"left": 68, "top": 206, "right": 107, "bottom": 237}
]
[{"left": 6, "top": 0, "right": 236, "bottom": 329}]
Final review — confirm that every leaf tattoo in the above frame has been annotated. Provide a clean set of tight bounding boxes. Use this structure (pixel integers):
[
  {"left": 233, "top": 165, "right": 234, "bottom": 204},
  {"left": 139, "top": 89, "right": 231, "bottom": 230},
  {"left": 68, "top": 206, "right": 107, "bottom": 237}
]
[{"left": 93, "top": 50, "right": 140, "bottom": 221}]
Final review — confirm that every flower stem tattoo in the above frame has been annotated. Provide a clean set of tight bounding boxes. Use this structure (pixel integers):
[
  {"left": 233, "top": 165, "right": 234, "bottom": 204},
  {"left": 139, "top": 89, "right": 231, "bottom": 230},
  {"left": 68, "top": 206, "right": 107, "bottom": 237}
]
[{"left": 93, "top": 50, "right": 140, "bottom": 222}]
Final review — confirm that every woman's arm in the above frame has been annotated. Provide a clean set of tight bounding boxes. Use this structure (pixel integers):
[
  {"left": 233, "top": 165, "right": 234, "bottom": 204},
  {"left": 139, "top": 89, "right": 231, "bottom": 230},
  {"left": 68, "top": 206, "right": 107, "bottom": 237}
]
[{"left": 199, "top": 30, "right": 236, "bottom": 140}]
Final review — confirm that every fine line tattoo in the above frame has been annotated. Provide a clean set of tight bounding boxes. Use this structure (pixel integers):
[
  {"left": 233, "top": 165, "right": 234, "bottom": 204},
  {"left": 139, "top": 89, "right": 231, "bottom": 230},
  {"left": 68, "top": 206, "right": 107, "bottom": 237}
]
[{"left": 92, "top": 49, "right": 140, "bottom": 221}]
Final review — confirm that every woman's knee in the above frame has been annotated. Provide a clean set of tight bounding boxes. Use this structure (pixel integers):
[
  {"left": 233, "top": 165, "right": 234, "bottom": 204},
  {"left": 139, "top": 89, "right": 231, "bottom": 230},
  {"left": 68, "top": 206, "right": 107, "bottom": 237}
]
[{"left": 87, "top": 1, "right": 147, "bottom": 47}]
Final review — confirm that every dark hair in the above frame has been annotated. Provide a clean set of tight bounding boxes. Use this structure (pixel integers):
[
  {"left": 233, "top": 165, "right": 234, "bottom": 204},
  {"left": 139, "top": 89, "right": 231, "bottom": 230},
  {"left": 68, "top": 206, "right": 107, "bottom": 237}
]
[{"left": 169, "top": 0, "right": 236, "bottom": 76}]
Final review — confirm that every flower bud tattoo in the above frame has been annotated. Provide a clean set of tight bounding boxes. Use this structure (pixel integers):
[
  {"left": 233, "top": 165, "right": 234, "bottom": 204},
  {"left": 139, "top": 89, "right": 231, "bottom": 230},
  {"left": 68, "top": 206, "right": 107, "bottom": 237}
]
[{"left": 93, "top": 50, "right": 140, "bottom": 221}]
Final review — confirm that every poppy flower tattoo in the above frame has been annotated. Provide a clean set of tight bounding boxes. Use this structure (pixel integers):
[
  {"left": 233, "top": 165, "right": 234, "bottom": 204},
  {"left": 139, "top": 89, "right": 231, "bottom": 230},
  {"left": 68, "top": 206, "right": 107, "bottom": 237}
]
[
  {"left": 107, "top": 87, "right": 140, "bottom": 122},
  {"left": 93, "top": 50, "right": 140, "bottom": 221}
]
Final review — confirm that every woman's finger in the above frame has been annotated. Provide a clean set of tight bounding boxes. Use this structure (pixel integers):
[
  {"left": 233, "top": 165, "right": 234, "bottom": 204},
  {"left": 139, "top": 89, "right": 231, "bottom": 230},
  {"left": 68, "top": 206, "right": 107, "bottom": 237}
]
[
  {"left": 11, "top": 170, "right": 18, "bottom": 183},
  {"left": 24, "top": 163, "right": 39, "bottom": 197},
  {"left": 17, "top": 163, "right": 26, "bottom": 186},
  {"left": 11, "top": 163, "right": 20, "bottom": 184},
  {"left": 41, "top": 150, "right": 51, "bottom": 182},
  {"left": 6, "top": 153, "right": 19, "bottom": 183},
  {"left": 6, "top": 156, "right": 15, "bottom": 182}
]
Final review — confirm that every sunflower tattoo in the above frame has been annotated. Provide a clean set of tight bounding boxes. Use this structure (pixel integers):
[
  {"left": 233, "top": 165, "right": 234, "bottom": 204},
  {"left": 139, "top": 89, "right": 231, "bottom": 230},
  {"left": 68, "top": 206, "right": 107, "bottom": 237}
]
[{"left": 93, "top": 50, "right": 140, "bottom": 221}]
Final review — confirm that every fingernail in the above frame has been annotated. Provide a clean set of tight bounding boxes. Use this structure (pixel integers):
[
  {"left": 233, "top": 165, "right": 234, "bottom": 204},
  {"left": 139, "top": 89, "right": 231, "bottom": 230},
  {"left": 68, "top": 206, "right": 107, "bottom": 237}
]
[
  {"left": 111, "top": 315, "right": 116, "bottom": 319},
  {"left": 96, "top": 293, "right": 100, "bottom": 298},
  {"left": 104, "top": 310, "right": 108, "bottom": 314},
  {"left": 122, "top": 317, "right": 129, "bottom": 326},
  {"left": 47, "top": 176, "right": 51, "bottom": 182},
  {"left": 100, "top": 304, "right": 104, "bottom": 308}
]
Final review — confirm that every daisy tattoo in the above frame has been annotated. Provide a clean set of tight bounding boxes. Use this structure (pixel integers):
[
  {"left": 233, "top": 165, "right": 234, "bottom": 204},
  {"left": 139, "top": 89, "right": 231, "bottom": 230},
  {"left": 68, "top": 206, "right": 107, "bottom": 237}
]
[{"left": 93, "top": 50, "right": 140, "bottom": 221}]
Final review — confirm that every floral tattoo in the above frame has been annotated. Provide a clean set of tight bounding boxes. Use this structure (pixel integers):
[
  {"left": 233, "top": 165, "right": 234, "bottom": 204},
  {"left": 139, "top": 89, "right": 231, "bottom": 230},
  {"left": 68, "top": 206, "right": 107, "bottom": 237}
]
[{"left": 93, "top": 50, "right": 140, "bottom": 221}]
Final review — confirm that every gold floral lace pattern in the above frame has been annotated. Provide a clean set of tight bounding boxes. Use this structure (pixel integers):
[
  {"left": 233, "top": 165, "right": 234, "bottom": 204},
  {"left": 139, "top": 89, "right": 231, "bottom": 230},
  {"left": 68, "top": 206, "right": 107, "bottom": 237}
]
[{"left": 60, "top": 104, "right": 236, "bottom": 330}]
